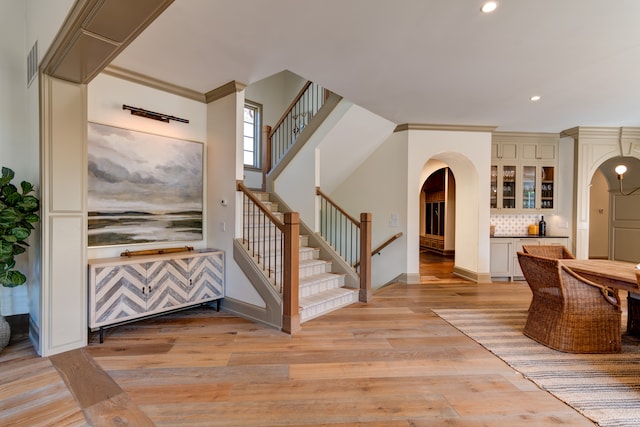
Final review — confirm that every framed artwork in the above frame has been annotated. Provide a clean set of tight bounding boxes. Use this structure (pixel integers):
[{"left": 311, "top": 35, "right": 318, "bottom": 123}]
[{"left": 88, "top": 122, "right": 203, "bottom": 247}]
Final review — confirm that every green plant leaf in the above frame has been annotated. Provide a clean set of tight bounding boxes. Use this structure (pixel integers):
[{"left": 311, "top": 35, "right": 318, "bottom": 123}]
[
  {"left": 0, "top": 209, "right": 17, "bottom": 226},
  {"left": 20, "top": 181, "right": 34, "bottom": 194},
  {"left": 12, "top": 245, "right": 26, "bottom": 256},
  {"left": 2, "top": 234, "right": 17, "bottom": 243},
  {"left": 25, "top": 213, "right": 39, "bottom": 223},
  {"left": 10, "top": 227, "right": 30, "bottom": 241},
  {"left": 0, "top": 240, "right": 13, "bottom": 257},
  {"left": 2, "top": 182, "right": 18, "bottom": 197},
  {"left": 0, "top": 270, "right": 26, "bottom": 287},
  {"left": 18, "top": 195, "right": 39, "bottom": 211},
  {"left": 0, "top": 167, "right": 39, "bottom": 288},
  {"left": 0, "top": 167, "right": 14, "bottom": 186}
]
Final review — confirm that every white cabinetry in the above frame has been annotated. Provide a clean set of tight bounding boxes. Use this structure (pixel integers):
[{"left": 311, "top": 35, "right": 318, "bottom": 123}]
[
  {"left": 491, "top": 133, "right": 558, "bottom": 213},
  {"left": 522, "top": 142, "right": 556, "bottom": 161},
  {"left": 89, "top": 249, "right": 224, "bottom": 340},
  {"left": 490, "top": 237, "right": 569, "bottom": 281},
  {"left": 490, "top": 240, "right": 512, "bottom": 277}
]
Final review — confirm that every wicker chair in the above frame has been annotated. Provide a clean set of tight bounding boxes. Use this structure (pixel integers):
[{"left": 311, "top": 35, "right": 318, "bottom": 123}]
[
  {"left": 521, "top": 244, "right": 575, "bottom": 259},
  {"left": 516, "top": 252, "right": 621, "bottom": 353}
]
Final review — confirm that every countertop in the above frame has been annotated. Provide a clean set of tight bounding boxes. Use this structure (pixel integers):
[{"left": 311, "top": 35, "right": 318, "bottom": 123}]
[{"left": 490, "top": 235, "right": 569, "bottom": 239}]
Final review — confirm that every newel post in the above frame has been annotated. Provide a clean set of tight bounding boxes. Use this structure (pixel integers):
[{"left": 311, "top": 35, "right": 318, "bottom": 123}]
[
  {"left": 359, "top": 212, "right": 372, "bottom": 302},
  {"left": 282, "top": 211, "right": 300, "bottom": 334}
]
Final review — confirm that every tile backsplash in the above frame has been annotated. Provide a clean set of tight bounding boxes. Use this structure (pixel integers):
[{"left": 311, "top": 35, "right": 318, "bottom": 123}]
[{"left": 490, "top": 213, "right": 548, "bottom": 236}]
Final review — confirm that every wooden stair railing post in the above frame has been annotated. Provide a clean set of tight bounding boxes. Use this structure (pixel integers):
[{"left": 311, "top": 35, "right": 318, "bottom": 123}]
[
  {"left": 282, "top": 211, "right": 300, "bottom": 334},
  {"left": 262, "top": 125, "right": 272, "bottom": 191},
  {"left": 359, "top": 212, "right": 372, "bottom": 303}
]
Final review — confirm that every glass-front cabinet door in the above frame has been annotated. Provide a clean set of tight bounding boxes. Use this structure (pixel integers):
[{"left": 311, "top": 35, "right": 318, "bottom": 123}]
[
  {"left": 540, "top": 166, "right": 555, "bottom": 209},
  {"left": 490, "top": 166, "right": 498, "bottom": 209},
  {"left": 491, "top": 164, "right": 517, "bottom": 211},
  {"left": 501, "top": 165, "right": 516, "bottom": 209},
  {"left": 490, "top": 163, "right": 556, "bottom": 212},
  {"left": 522, "top": 165, "right": 536, "bottom": 209}
]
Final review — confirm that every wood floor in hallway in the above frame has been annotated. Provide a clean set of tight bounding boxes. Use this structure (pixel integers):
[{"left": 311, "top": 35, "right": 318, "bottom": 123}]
[{"left": 0, "top": 254, "right": 596, "bottom": 426}]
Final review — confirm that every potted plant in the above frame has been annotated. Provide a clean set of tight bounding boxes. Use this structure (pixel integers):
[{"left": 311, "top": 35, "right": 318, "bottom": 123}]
[{"left": 0, "top": 166, "right": 40, "bottom": 351}]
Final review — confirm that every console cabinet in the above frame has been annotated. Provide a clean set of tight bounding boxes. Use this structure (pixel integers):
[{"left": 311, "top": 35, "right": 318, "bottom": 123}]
[{"left": 89, "top": 249, "right": 224, "bottom": 337}]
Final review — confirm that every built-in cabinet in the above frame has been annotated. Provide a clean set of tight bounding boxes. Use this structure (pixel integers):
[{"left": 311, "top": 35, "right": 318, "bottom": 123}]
[
  {"left": 491, "top": 133, "right": 558, "bottom": 213},
  {"left": 89, "top": 249, "right": 224, "bottom": 340},
  {"left": 490, "top": 237, "right": 569, "bottom": 281}
]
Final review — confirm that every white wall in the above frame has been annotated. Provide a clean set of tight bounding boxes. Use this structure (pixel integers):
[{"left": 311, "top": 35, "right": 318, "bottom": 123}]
[
  {"left": 331, "top": 132, "right": 408, "bottom": 287},
  {"left": 0, "top": 0, "right": 71, "bottom": 317},
  {"left": 207, "top": 90, "right": 265, "bottom": 307},
  {"left": 409, "top": 130, "right": 492, "bottom": 280},
  {"left": 275, "top": 100, "right": 352, "bottom": 227},
  {"left": 87, "top": 74, "right": 207, "bottom": 259},
  {"left": 88, "top": 74, "right": 265, "bottom": 307},
  {"left": 0, "top": 0, "right": 31, "bottom": 316},
  {"left": 332, "top": 128, "right": 492, "bottom": 285}
]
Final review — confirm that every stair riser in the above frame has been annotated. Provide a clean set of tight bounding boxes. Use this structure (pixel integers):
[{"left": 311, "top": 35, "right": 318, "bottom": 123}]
[
  {"left": 254, "top": 248, "right": 319, "bottom": 263},
  {"left": 300, "top": 291, "right": 359, "bottom": 322},
  {"left": 300, "top": 276, "right": 346, "bottom": 297},
  {"left": 269, "top": 261, "right": 332, "bottom": 282}
]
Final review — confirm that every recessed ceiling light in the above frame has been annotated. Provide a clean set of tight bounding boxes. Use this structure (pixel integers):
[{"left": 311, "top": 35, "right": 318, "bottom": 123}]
[
  {"left": 530, "top": 95, "right": 541, "bottom": 101},
  {"left": 481, "top": 2, "right": 498, "bottom": 13}
]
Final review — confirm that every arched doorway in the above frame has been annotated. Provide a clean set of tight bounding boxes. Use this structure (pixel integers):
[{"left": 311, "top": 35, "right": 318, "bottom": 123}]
[
  {"left": 419, "top": 167, "right": 456, "bottom": 277},
  {"left": 589, "top": 156, "right": 640, "bottom": 261},
  {"left": 413, "top": 152, "right": 487, "bottom": 283}
]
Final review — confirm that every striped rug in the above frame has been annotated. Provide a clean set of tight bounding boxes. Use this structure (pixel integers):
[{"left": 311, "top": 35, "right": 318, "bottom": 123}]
[{"left": 434, "top": 308, "right": 640, "bottom": 427}]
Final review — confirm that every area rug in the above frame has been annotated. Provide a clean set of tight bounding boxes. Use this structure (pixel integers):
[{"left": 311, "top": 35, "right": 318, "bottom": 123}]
[{"left": 434, "top": 308, "right": 640, "bottom": 427}]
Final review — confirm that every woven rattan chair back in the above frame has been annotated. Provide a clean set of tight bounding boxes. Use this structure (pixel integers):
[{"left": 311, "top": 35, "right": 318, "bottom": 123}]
[
  {"left": 516, "top": 252, "right": 621, "bottom": 353},
  {"left": 521, "top": 245, "right": 575, "bottom": 259}
]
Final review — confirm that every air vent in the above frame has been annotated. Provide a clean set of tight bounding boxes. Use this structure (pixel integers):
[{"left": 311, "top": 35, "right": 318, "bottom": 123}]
[{"left": 27, "top": 41, "right": 38, "bottom": 87}]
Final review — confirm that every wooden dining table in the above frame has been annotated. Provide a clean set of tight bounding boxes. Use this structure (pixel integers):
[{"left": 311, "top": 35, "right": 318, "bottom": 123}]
[
  {"left": 561, "top": 258, "right": 640, "bottom": 336},
  {"left": 561, "top": 259, "right": 640, "bottom": 293}
]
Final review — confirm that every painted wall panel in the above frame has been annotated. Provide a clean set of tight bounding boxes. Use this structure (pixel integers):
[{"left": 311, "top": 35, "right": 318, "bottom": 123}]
[
  {"left": 50, "top": 79, "right": 85, "bottom": 212},
  {"left": 47, "top": 216, "right": 86, "bottom": 351}
]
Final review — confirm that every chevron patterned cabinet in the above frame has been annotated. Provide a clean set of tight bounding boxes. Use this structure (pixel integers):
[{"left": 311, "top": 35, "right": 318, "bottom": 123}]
[{"left": 88, "top": 249, "right": 224, "bottom": 339}]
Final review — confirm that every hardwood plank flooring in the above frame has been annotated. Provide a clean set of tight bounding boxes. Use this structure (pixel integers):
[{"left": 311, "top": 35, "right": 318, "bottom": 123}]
[{"left": 0, "top": 252, "right": 597, "bottom": 426}]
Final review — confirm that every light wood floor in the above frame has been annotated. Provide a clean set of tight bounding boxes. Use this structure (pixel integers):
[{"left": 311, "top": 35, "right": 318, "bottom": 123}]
[{"left": 0, "top": 252, "right": 598, "bottom": 426}]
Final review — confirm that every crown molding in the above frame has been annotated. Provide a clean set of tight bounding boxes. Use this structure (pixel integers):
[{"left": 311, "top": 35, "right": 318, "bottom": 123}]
[
  {"left": 493, "top": 131, "right": 560, "bottom": 143},
  {"left": 103, "top": 65, "right": 205, "bottom": 102},
  {"left": 205, "top": 81, "right": 247, "bottom": 104},
  {"left": 394, "top": 123, "right": 497, "bottom": 133}
]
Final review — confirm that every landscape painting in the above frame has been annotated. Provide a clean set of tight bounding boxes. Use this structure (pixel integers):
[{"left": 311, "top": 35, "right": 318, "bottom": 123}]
[{"left": 88, "top": 122, "right": 203, "bottom": 247}]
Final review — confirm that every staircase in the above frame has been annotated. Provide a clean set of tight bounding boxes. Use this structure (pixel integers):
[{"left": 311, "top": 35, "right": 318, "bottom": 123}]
[{"left": 248, "top": 191, "right": 359, "bottom": 323}]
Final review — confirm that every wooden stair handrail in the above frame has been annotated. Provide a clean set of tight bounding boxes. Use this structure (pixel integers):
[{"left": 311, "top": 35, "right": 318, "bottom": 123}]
[
  {"left": 269, "top": 81, "right": 313, "bottom": 139},
  {"left": 316, "top": 187, "right": 360, "bottom": 226},
  {"left": 354, "top": 232, "right": 403, "bottom": 269},
  {"left": 237, "top": 180, "right": 285, "bottom": 231},
  {"left": 372, "top": 232, "right": 403, "bottom": 257}
]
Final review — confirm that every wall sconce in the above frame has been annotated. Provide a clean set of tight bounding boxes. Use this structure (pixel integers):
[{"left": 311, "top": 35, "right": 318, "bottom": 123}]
[
  {"left": 123, "top": 105, "right": 189, "bottom": 124},
  {"left": 615, "top": 164, "right": 640, "bottom": 196}
]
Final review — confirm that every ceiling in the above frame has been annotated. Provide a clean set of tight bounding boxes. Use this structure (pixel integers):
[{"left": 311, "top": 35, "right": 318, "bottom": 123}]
[{"left": 111, "top": 0, "right": 640, "bottom": 133}]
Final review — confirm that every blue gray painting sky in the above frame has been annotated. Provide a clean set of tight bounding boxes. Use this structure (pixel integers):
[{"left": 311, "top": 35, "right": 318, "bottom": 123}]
[{"left": 88, "top": 122, "right": 203, "bottom": 213}]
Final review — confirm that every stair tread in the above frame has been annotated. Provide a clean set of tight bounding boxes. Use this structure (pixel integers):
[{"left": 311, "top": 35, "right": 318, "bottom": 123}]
[
  {"left": 300, "top": 272, "right": 346, "bottom": 285},
  {"left": 299, "top": 287, "right": 358, "bottom": 308}
]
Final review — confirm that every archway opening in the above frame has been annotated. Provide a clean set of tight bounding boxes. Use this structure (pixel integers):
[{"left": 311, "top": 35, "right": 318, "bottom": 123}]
[
  {"left": 416, "top": 153, "right": 481, "bottom": 281},
  {"left": 419, "top": 167, "right": 456, "bottom": 277},
  {"left": 590, "top": 156, "right": 640, "bottom": 261}
]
